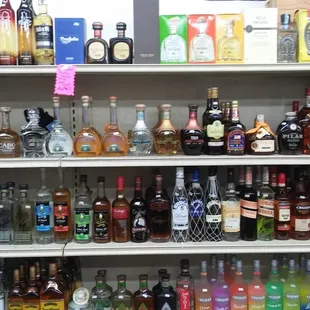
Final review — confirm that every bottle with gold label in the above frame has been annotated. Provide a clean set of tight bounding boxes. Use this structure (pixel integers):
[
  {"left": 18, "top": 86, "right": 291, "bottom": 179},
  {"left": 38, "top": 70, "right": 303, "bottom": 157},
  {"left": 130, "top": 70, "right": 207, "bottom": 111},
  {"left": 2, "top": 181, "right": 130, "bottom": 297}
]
[
  {"left": 23, "top": 266, "right": 40, "bottom": 309},
  {"left": 110, "top": 22, "right": 133, "bottom": 64},
  {"left": 8, "top": 269, "right": 24, "bottom": 310}
]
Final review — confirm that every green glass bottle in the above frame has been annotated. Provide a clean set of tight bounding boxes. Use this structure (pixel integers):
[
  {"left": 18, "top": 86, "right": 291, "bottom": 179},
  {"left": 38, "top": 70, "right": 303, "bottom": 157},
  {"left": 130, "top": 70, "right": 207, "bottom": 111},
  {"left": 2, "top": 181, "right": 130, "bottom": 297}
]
[
  {"left": 266, "top": 259, "right": 283, "bottom": 310},
  {"left": 283, "top": 259, "right": 300, "bottom": 310}
]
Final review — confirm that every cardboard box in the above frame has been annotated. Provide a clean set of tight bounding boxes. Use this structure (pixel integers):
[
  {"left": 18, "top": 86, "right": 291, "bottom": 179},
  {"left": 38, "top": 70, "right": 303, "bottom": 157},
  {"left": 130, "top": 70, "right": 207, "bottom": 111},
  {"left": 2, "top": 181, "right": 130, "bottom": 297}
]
[
  {"left": 216, "top": 14, "right": 244, "bottom": 64},
  {"left": 244, "top": 8, "right": 278, "bottom": 64},
  {"left": 159, "top": 15, "right": 188, "bottom": 64},
  {"left": 188, "top": 15, "right": 216, "bottom": 64},
  {"left": 55, "top": 18, "right": 85, "bottom": 65},
  {"left": 295, "top": 10, "right": 310, "bottom": 62}
]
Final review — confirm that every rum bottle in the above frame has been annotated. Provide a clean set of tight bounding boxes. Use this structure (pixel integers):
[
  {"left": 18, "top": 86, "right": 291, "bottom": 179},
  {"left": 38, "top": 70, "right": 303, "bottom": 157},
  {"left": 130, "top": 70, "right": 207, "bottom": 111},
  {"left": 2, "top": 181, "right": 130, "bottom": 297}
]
[
  {"left": 298, "top": 87, "right": 310, "bottom": 127},
  {"left": 111, "top": 275, "right": 133, "bottom": 310},
  {"left": 23, "top": 265, "right": 40, "bottom": 309},
  {"left": 8, "top": 269, "right": 24, "bottom": 309},
  {"left": 133, "top": 275, "right": 154, "bottom": 310}
]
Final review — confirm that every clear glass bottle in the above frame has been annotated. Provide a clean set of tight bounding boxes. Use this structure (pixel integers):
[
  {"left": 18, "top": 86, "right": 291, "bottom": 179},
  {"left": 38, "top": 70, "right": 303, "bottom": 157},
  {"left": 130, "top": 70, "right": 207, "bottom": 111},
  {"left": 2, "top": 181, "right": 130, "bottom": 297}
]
[
  {"left": 129, "top": 104, "right": 153, "bottom": 156},
  {"left": 0, "top": 184, "right": 12, "bottom": 244},
  {"left": 13, "top": 184, "right": 34, "bottom": 244},
  {"left": 43, "top": 97, "right": 73, "bottom": 157},
  {"left": 111, "top": 275, "right": 133, "bottom": 310},
  {"left": 7, "top": 181, "right": 17, "bottom": 207},
  {"left": 91, "top": 275, "right": 112, "bottom": 310}
]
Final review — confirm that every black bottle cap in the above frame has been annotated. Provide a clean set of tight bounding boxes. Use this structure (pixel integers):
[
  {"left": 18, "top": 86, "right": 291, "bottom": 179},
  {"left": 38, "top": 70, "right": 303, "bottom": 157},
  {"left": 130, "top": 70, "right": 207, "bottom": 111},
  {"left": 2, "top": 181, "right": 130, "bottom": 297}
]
[
  {"left": 180, "top": 259, "right": 189, "bottom": 268},
  {"left": 80, "top": 174, "right": 87, "bottom": 182},
  {"left": 116, "top": 22, "right": 127, "bottom": 31},
  {"left": 6, "top": 182, "right": 15, "bottom": 188},
  {"left": 92, "top": 22, "right": 103, "bottom": 30},
  {"left": 19, "top": 184, "right": 28, "bottom": 190},
  {"left": 98, "top": 176, "right": 105, "bottom": 183}
]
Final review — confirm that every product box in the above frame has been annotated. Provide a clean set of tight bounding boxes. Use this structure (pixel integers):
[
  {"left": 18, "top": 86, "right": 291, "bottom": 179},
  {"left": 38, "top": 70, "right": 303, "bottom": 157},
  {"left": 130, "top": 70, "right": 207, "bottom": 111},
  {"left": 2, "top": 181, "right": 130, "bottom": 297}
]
[
  {"left": 244, "top": 8, "right": 277, "bottom": 64},
  {"left": 55, "top": 18, "right": 85, "bottom": 65},
  {"left": 215, "top": 14, "right": 244, "bottom": 64},
  {"left": 294, "top": 10, "right": 310, "bottom": 62},
  {"left": 188, "top": 15, "right": 216, "bottom": 64},
  {"left": 159, "top": 15, "right": 188, "bottom": 64}
]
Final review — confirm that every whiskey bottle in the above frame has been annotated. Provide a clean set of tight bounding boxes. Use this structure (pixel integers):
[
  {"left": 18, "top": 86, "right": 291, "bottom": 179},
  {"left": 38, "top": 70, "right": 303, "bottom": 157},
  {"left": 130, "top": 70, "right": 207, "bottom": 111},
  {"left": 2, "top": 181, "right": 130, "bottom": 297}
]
[
  {"left": 133, "top": 275, "right": 154, "bottom": 310},
  {"left": 85, "top": 22, "right": 109, "bottom": 64},
  {"left": 110, "top": 22, "right": 133, "bottom": 64},
  {"left": 23, "top": 266, "right": 40, "bottom": 308},
  {"left": 0, "top": 184, "right": 12, "bottom": 244},
  {"left": 8, "top": 269, "right": 24, "bottom": 309}
]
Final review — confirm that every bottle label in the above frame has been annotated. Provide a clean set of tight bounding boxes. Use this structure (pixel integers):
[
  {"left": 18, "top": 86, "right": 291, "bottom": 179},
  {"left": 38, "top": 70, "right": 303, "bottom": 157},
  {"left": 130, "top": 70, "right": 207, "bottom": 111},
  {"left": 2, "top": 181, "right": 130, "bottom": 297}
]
[
  {"left": 251, "top": 140, "right": 275, "bottom": 153},
  {"left": 35, "top": 201, "right": 52, "bottom": 232},
  {"left": 161, "top": 302, "right": 172, "bottom": 310},
  {"left": 172, "top": 198, "right": 189, "bottom": 230},
  {"left": 284, "top": 294, "right": 300, "bottom": 307},
  {"left": 115, "top": 303, "right": 131, "bottom": 310},
  {"left": 40, "top": 300, "right": 65, "bottom": 310},
  {"left": 54, "top": 203, "right": 69, "bottom": 232},
  {"left": 0, "top": 142, "right": 16, "bottom": 155},
  {"left": 206, "top": 214, "right": 222, "bottom": 223},
  {"left": 231, "top": 295, "right": 247, "bottom": 310},
  {"left": 280, "top": 132, "right": 303, "bottom": 151},
  {"left": 132, "top": 209, "right": 147, "bottom": 236},
  {"left": 75, "top": 208, "right": 91, "bottom": 240},
  {"left": 48, "top": 135, "right": 70, "bottom": 156},
  {"left": 8, "top": 304, "right": 22, "bottom": 310},
  {"left": 94, "top": 210, "right": 109, "bottom": 241},
  {"left": 112, "top": 207, "right": 128, "bottom": 219},
  {"left": 35, "top": 25, "right": 53, "bottom": 49},
  {"left": 22, "top": 304, "right": 40, "bottom": 310},
  {"left": 0, "top": 208, "right": 10, "bottom": 229},
  {"left": 207, "top": 120, "right": 224, "bottom": 139},
  {"left": 227, "top": 130, "right": 245, "bottom": 151},
  {"left": 114, "top": 42, "right": 130, "bottom": 60},
  {"left": 249, "top": 295, "right": 265, "bottom": 309},
  {"left": 213, "top": 297, "right": 229, "bottom": 310},
  {"left": 240, "top": 199, "right": 258, "bottom": 219},
  {"left": 138, "top": 303, "right": 147, "bottom": 310},
  {"left": 108, "top": 144, "right": 120, "bottom": 153},
  {"left": 258, "top": 199, "right": 274, "bottom": 218},
  {"left": 266, "top": 294, "right": 282, "bottom": 309},
  {"left": 279, "top": 35, "right": 296, "bottom": 56},
  {"left": 295, "top": 218, "right": 310, "bottom": 232},
  {"left": 189, "top": 199, "right": 204, "bottom": 218},
  {"left": 177, "top": 287, "right": 190, "bottom": 310},
  {"left": 275, "top": 201, "right": 290, "bottom": 221},
  {"left": 88, "top": 42, "right": 105, "bottom": 60},
  {"left": 16, "top": 203, "right": 33, "bottom": 231},
  {"left": 222, "top": 200, "right": 240, "bottom": 232}
]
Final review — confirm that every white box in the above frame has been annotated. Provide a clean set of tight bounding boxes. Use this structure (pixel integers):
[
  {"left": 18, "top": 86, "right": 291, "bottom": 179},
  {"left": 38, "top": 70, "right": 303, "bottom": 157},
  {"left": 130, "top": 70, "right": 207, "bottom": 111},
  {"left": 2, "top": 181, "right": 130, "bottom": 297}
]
[{"left": 244, "top": 8, "right": 278, "bottom": 64}]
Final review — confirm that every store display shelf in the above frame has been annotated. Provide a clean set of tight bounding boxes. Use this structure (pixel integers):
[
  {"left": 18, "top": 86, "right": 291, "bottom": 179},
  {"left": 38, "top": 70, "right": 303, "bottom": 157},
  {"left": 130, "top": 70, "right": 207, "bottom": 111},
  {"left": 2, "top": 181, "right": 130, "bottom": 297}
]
[
  {"left": 0, "top": 157, "right": 60, "bottom": 168},
  {"left": 1, "top": 63, "right": 310, "bottom": 76}
]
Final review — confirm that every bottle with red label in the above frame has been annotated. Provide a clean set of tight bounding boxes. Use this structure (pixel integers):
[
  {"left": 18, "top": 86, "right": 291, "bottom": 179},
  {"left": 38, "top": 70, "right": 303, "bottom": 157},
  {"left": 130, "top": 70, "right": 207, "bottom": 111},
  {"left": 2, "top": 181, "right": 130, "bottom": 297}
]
[{"left": 112, "top": 176, "right": 130, "bottom": 243}]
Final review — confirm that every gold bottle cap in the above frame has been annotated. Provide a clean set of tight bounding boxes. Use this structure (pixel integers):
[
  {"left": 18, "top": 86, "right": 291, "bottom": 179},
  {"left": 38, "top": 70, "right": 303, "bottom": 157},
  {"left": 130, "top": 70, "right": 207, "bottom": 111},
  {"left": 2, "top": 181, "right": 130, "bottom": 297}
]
[
  {"left": 207, "top": 88, "right": 212, "bottom": 98},
  {"left": 49, "top": 263, "right": 57, "bottom": 276},
  {"left": 231, "top": 100, "right": 239, "bottom": 107},
  {"left": 211, "top": 87, "right": 218, "bottom": 98},
  {"left": 52, "top": 96, "right": 60, "bottom": 107}
]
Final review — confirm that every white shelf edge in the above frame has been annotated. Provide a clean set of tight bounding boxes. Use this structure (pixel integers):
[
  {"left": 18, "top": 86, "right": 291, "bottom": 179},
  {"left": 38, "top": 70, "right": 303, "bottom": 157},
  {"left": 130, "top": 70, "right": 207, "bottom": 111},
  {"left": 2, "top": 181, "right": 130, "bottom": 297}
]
[{"left": 0, "top": 158, "right": 60, "bottom": 168}]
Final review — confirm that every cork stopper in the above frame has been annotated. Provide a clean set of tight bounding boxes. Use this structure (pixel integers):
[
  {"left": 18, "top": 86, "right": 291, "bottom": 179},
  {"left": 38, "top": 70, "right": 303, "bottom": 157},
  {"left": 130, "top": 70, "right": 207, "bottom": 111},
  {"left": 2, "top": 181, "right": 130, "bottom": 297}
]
[{"left": 211, "top": 87, "right": 218, "bottom": 98}]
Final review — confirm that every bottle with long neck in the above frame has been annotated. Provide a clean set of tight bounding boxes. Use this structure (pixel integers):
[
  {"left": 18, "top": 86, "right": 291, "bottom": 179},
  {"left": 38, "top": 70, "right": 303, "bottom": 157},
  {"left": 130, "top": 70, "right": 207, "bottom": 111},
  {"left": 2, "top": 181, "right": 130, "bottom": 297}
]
[
  {"left": 23, "top": 265, "right": 40, "bottom": 308},
  {"left": 235, "top": 166, "right": 245, "bottom": 198},
  {"left": 8, "top": 269, "right": 24, "bottom": 309},
  {"left": 230, "top": 260, "right": 247, "bottom": 310},
  {"left": 212, "top": 260, "right": 229, "bottom": 310},
  {"left": 202, "top": 88, "right": 212, "bottom": 129},
  {"left": 209, "top": 254, "right": 217, "bottom": 284},
  {"left": 266, "top": 259, "right": 283, "bottom": 310},
  {"left": 195, "top": 261, "right": 212, "bottom": 310},
  {"left": 283, "top": 259, "right": 300, "bottom": 310},
  {"left": 152, "top": 269, "right": 167, "bottom": 294}
]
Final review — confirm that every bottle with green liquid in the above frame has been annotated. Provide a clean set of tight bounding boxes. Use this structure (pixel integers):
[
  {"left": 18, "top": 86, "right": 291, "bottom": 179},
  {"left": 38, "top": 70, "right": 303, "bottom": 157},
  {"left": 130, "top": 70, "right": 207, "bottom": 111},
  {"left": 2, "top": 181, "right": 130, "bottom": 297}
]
[
  {"left": 300, "top": 259, "right": 310, "bottom": 310},
  {"left": 266, "top": 259, "right": 283, "bottom": 310},
  {"left": 297, "top": 254, "right": 306, "bottom": 284},
  {"left": 280, "top": 254, "right": 289, "bottom": 283},
  {"left": 283, "top": 259, "right": 300, "bottom": 310}
]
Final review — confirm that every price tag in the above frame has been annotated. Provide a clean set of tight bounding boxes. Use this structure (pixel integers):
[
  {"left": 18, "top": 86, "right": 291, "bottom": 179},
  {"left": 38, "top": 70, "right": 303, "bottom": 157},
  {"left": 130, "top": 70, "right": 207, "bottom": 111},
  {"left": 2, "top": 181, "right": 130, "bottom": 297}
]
[{"left": 54, "top": 64, "right": 76, "bottom": 96}]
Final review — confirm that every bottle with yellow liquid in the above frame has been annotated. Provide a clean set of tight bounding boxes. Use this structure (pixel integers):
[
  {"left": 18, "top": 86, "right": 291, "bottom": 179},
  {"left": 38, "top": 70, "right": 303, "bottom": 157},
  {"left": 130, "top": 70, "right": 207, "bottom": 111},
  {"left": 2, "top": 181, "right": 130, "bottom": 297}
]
[
  {"left": 283, "top": 259, "right": 300, "bottom": 310},
  {"left": 300, "top": 259, "right": 310, "bottom": 310}
]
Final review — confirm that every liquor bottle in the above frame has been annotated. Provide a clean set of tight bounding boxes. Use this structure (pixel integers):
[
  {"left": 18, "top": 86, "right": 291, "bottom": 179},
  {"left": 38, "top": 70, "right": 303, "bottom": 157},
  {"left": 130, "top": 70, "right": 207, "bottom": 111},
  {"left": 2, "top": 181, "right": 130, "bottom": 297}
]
[
  {"left": 153, "top": 104, "right": 180, "bottom": 155},
  {"left": 0, "top": 107, "right": 21, "bottom": 158},
  {"left": 202, "top": 88, "right": 212, "bottom": 130},
  {"left": 92, "top": 269, "right": 113, "bottom": 295},
  {"left": 188, "top": 168, "right": 205, "bottom": 242},
  {"left": 248, "top": 260, "right": 266, "bottom": 310},
  {"left": 240, "top": 167, "right": 258, "bottom": 241},
  {"left": 40, "top": 262, "right": 65, "bottom": 309},
  {"left": 12, "top": 184, "right": 34, "bottom": 244},
  {"left": 291, "top": 172, "right": 310, "bottom": 240},
  {"left": 151, "top": 106, "right": 164, "bottom": 144},
  {"left": 148, "top": 174, "right": 171, "bottom": 242},
  {"left": 20, "top": 107, "right": 48, "bottom": 158},
  {"left": 257, "top": 167, "right": 275, "bottom": 241},
  {"left": 130, "top": 176, "right": 147, "bottom": 243},
  {"left": 110, "top": 22, "right": 133, "bottom": 64},
  {"left": 74, "top": 96, "right": 102, "bottom": 157},
  {"left": 133, "top": 274, "right": 154, "bottom": 310},
  {"left": 152, "top": 269, "right": 167, "bottom": 294},
  {"left": 102, "top": 96, "right": 128, "bottom": 156},
  {"left": 205, "top": 168, "right": 222, "bottom": 242},
  {"left": 17, "top": 0, "right": 34, "bottom": 65},
  {"left": 195, "top": 261, "right": 212, "bottom": 310},
  {"left": 85, "top": 22, "right": 109, "bottom": 64},
  {"left": 172, "top": 167, "right": 189, "bottom": 243},
  {"left": 254, "top": 166, "right": 262, "bottom": 197},
  {"left": 8, "top": 269, "right": 24, "bottom": 309},
  {"left": 111, "top": 275, "right": 133, "bottom": 310},
  {"left": 222, "top": 168, "right": 240, "bottom": 242},
  {"left": 56, "top": 258, "right": 71, "bottom": 306},
  {"left": 7, "top": 181, "right": 17, "bottom": 206},
  {"left": 297, "top": 254, "right": 306, "bottom": 284},
  {"left": 226, "top": 101, "right": 246, "bottom": 155},
  {"left": 93, "top": 176, "right": 111, "bottom": 243},
  {"left": 74, "top": 175, "right": 92, "bottom": 243},
  {"left": 235, "top": 166, "right": 245, "bottom": 198},
  {"left": 274, "top": 172, "right": 291, "bottom": 240},
  {"left": 209, "top": 254, "right": 217, "bottom": 284},
  {"left": 227, "top": 255, "right": 236, "bottom": 285},
  {"left": 181, "top": 104, "right": 204, "bottom": 155},
  {"left": 292, "top": 101, "right": 299, "bottom": 113},
  {"left": 0, "top": 184, "right": 12, "bottom": 244},
  {"left": 0, "top": 270, "right": 4, "bottom": 310},
  {"left": 33, "top": 0, "right": 54, "bottom": 65},
  {"left": 43, "top": 97, "right": 73, "bottom": 157},
  {"left": 266, "top": 260, "right": 283, "bottom": 310},
  {"left": 223, "top": 102, "right": 231, "bottom": 127},
  {"left": 23, "top": 265, "right": 40, "bottom": 308},
  {"left": 298, "top": 88, "right": 310, "bottom": 127},
  {"left": 112, "top": 176, "right": 130, "bottom": 243},
  {"left": 280, "top": 254, "right": 289, "bottom": 283},
  {"left": 283, "top": 259, "right": 300, "bottom": 310},
  {"left": 91, "top": 275, "right": 112, "bottom": 310},
  {"left": 129, "top": 104, "right": 152, "bottom": 156},
  {"left": 212, "top": 260, "right": 229, "bottom": 310},
  {"left": 53, "top": 168, "right": 72, "bottom": 244},
  {"left": 246, "top": 114, "right": 275, "bottom": 155},
  {"left": 230, "top": 260, "right": 247, "bottom": 310},
  {"left": 204, "top": 87, "right": 224, "bottom": 155},
  {"left": 303, "top": 117, "right": 310, "bottom": 154},
  {"left": 300, "top": 259, "right": 310, "bottom": 310},
  {"left": 155, "top": 274, "right": 177, "bottom": 310},
  {"left": 0, "top": 0, "right": 17, "bottom": 65}
]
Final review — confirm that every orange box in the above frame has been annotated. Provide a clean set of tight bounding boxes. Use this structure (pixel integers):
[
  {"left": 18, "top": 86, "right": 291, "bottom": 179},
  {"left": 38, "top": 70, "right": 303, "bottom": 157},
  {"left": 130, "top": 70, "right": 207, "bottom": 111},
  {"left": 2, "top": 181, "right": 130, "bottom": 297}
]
[{"left": 188, "top": 15, "right": 216, "bottom": 64}]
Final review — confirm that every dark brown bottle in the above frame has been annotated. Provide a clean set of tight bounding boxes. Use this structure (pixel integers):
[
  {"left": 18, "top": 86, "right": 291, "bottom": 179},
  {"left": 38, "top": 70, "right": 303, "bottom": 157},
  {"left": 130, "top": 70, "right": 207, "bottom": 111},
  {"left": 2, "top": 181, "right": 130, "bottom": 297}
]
[
  {"left": 134, "top": 274, "right": 154, "bottom": 310},
  {"left": 8, "top": 269, "right": 24, "bottom": 309},
  {"left": 23, "top": 266, "right": 40, "bottom": 308},
  {"left": 297, "top": 87, "right": 310, "bottom": 127},
  {"left": 110, "top": 22, "right": 133, "bottom": 64},
  {"left": 202, "top": 88, "right": 211, "bottom": 129}
]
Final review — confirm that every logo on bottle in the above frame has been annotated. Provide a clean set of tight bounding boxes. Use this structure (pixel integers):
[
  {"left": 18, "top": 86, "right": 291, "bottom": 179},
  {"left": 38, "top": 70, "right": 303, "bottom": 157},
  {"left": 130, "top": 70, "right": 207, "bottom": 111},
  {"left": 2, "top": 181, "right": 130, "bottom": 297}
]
[
  {"left": 54, "top": 203, "right": 69, "bottom": 232},
  {"left": 94, "top": 210, "right": 109, "bottom": 240},
  {"left": 60, "top": 36, "right": 79, "bottom": 44},
  {"left": 172, "top": 198, "right": 189, "bottom": 229},
  {"left": 112, "top": 207, "right": 128, "bottom": 219},
  {"left": 35, "top": 202, "right": 51, "bottom": 232},
  {"left": 75, "top": 209, "right": 91, "bottom": 240},
  {"left": 18, "top": 10, "right": 32, "bottom": 33},
  {"left": 0, "top": 9, "right": 11, "bottom": 34},
  {"left": 132, "top": 210, "right": 147, "bottom": 234},
  {"left": 189, "top": 199, "right": 204, "bottom": 217}
]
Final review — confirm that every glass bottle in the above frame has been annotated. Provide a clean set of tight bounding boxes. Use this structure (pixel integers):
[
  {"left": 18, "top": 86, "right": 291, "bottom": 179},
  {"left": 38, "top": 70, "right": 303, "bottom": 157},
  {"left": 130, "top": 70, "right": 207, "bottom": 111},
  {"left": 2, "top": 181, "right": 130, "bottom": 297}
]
[
  {"left": 130, "top": 176, "right": 148, "bottom": 243},
  {"left": 20, "top": 107, "right": 48, "bottom": 158},
  {"left": 12, "top": 184, "right": 34, "bottom": 244},
  {"left": 85, "top": 22, "right": 109, "bottom": 64},
  {"left": 0, "top": 184, "right": 12, "bottom": 244},
  {"left": 43, "top": 96, "right": 73, "bottom": 157},
  {"left": 74, "top": 175, "right": 92, "bottom": 243},
  {"left": 0, "top": 270, "right": 4, "bottom": 310},
  {"left": 235, "top": 166, "right": 245, "bottom": 198},
  {"left": 112, "top": 275, "right": 133, "bottom": 310},
  {"left": 300, "top": 259, "right": 310, "bottom": 310},
  {"left": 92, "top": 270, "right": 113, "bottom": 297},
  {"left": 155, "top": 274, "right": 176, "bottom": 310},
  {"left": 297, "top": 253, "right": 307, "bottom": 285},
  {"left": 33, "top": 0, "right": 54, "bottom": 65},
  {"left": 246, "top": 114, "right": 275, "bottom": 155},
  {"left": 91, "top": 275, "right": 112, "bottom": 310},
  {"left": 0, "top": 0, "right": 17, "bottom": 65},
  {"left": 133, "top": 274, "right": 154, "bottom": 310},
  {"left": 148, "top": 174, "right": 171, "bottom": 242},
  {"left": 151, "top": 106, "right": 164, "bottom": 145},
  {"left": 74, "top": 96, "right": 102, "bottom": 156},
  {"left": 208, "top": 254, "right": 217, "bottom": 284},
  {"left": 102, "top": 96, "right": 128, "bottom": 156},
  {"left": 152, "top": 269, "right": 167, "bottom": 294},
  {"left": 202, "top": 88, "right": 212, "bottom": 130},
  {"left": 110, "top": 22, "right": 133, "bottom": 64},
  {"left": 181, "top": 104, "right": 204, "bottom": 155},
  {"left": 283, "top": 259, "right": 300, "bottom": 310},
  {"left": 266, "top": 260, "right": 283, "bottom": 310},
  {"left": 8, "top": 269, "right": 24, "bottom": 309},
  {"left": 222, "top": 168, "right": 240, "bottom": 242},
  {"left": 112, "top": 176, "right": 130, "bottom": 243},
  {"left": 153, "top": 104, "right": 180, "bottom": 155},
  {"left": 280, "top": 254, "right": 289, "bottom": 283},
  {"left": 298, "top": 88, "right": 310, "bottom": 127},
  {"left": 53, "top": 167, "right": 72, "bottom": 244},
  {"left": 195, "top": 261, "right": 212, "bottom": 310},
  {"left": 93, "top": 176, "right": 111, "bottom": 243},
  {"left": 277, "top": 13, "right": 297, "bottom": 63},
  {"left": 17, "top": 0, "right": 34, "bottom": 65},
  {"left": 0, "top": 107, "right": 21, "bottom": 157},
  {"left": 23, "top": 265, "right": 40, "bottom": 308},
  {"left": 129, "top": 104, "right": 152, "bottom": 156},
  {"left": 254, "top": 166, "right": 262, "bottom": 197},
  {"left": 7, "top": 181, "right": 17, "bottom": 206},
  {"left": 205, "top": 167, "right": 222, "bottom": 242},
  {"left": 240, "top": 167, "right": 258, "bottom": 241},
  {"left": 230, "top": 260, "right": 247, "bottom": 310}
]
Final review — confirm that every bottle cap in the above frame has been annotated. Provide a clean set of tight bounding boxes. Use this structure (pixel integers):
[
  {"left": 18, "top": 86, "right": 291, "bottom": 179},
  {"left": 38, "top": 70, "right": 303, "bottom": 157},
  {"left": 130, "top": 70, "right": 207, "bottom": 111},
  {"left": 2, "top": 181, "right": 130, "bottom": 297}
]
[
  {"left": 92, "top": 22, "right": 103, "bottom": 30},
  {"left": 192, "top": 169, "right": 200, "bottom": 182},
  {"left": 180, "top": 259, "right": 189, "bottom": 269},
  {"left": 289, "top": 259, "right": 295, "bottom": 271},
  {"left": 97, "top": 176, "right": 105, "bottom": 183},
  {"left": 97, "top": 269, "right": 106, "bottom": 277},
  {"left": 218, "top": 260, "right": 224, "bottom": 272},
  {"left": 72, "top": 287, "right": 90, "bottom": 306},
  {"left": 201, "top": 261, "right": 207, "bottom": 273},
  {"left": 19, "top": 184, "right": 28, "bottom": 190},
  {"left": 253, "top": 260, "right": 260, "bottom": 272},
  {"left": 285, "top": 111, "right": 297, "bottom": 118},
  {"left": 307, "top": 259, "right": 310, "bottom": 272},
  {"left": 300, "top": 254, "right": 306, "bottom": 267},
  {"left": 158, "top": 269, "right": 168, "bottom": 276},
  {"left": 256, "top": 114, "right": 265, "bottom": 122},
  {"left": 305, "top": 88, "right": 310, "bottom": 96},
  {"left": 188, "top": 104, "right": 199, "bottom": 111},
  {"left": 6, "top": 182, "right": 15, "bottom": 188},
  {"left": 292, "top": 101, "right": 300, "bottom": 112},
  {"left": 271, "top": 259, "right": 278, "bottom": 270},
  {"left": 117, "top": 176, "right": 124, "bottom": 191},
  {"left": 116, "top": 22, "right": 127, "bottom": 30},
  {"left": 236, "top": 260, "right": 242, "bottom": 272},
  {"left": 281, "top": 13, "right": 291, "bottom": 26},
  {"left": 278, "top": 173, "right": 286, "bottom": 186}
]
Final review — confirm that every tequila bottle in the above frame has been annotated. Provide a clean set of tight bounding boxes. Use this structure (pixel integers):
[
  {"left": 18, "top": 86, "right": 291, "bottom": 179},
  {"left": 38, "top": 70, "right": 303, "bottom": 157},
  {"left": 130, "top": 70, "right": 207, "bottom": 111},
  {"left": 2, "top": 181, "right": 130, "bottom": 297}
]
[
  {"left": 111, "top": 275, "right": 133, "bottom": 310},
  {"left": 133, "top": 275, "right": 154, "bottom": 310},
  {"left": 43, "top": 97, "right": 73, "bottom": 157},
  {"left": 0, "top": 184, "right": 12, "bottom": 244},
  {"left": 129, "top": 104, "right": 153, "bottom": 156},
  {"left": 20, "top": 107, "right": 48, "bottom": 158},
  {"left": 91, "top": 275, "right": 112, "bottom": 310}
]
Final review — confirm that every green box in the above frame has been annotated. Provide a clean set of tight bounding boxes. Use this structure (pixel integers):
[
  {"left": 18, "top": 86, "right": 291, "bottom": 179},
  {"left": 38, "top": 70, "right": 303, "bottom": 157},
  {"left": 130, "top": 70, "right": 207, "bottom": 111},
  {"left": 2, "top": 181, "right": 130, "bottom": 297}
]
[{"left": 159, "top": 15, "right": 188, "bottom": 64}]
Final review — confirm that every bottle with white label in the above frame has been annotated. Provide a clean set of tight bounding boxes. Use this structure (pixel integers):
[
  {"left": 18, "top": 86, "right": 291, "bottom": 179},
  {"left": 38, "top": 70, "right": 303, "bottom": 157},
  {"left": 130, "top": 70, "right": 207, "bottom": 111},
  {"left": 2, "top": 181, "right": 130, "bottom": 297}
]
[{"left": 283, "top": 259, "right": 300, "bottom": 310}]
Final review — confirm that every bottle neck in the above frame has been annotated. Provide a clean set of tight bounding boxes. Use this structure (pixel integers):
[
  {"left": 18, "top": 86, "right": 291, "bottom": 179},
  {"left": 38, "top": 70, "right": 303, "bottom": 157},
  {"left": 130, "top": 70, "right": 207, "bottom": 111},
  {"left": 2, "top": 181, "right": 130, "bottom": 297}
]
[
  {"left": 186, "top": 109, "right": 199, "bottom": 128},
  {"left": 117, "top": 179, "right": 124, "bottom": 199},
  {"left": 155, "top": 179, "right": 163, "bottom": 194},
  {"left": 118, "top": 281, "right": 126, "bottom": 291},
  {"left": 176, "top": 177, "right": 185, "bottom": 188},
  {"left": 135, "top": 109, "right": 146, "bottom": 128},
  {"left": 82, "top": 104, "right": 90, "bottom": 128},
  {"left": 208, "top": 176, "right": 218, "bottom": 196},
  {"left": 226, "top": 25, "right": 234, "bottom": 36},
  {"left": 110, "top": 104, "right": 118, "bottom": 125},
  {"left": 118, "top": 29, "right": 125, "bottom": 37},
  {"left": 139, "top": 280, "right": 148, "bottom": 291},
  {"left": 2, "top": 111, "right": 10, "bottom": 130},
  {"left": 20, "top": 190, "right": 28, "bottom": 199},
  {"left": 226, "top": 182, "right": 236, "bottom": 195},
  {"left": 231, "top": 106, "right": 240, "bottom": 122},
  {"left": 245, "top": 169, "right": 253, "bottom": 187},
  {"left": 58, "top": 169, "right": 64, "bottom": 187},
  {"left": 134, "top": 179, "right": 142, "bottom": 199},
  {"left": 8, "top": 187, "right": 14, "bottom": 198},
  {"left": 40, "top": 169, "right": 47, "bottom": 188},
  {"left": 94, "top": 29, "right": 102, "bottom": 39},
  {"left": 162, "top": 109, "right": 171, "bottom": 121},
  {"left": 305, "top": 94, "right": 310, "bottom": 108},
  {"left": 97, "top": 181, "right": 106, "bottom": 198},
  {"left": 54, "top": 105, "right": 60, "bottom": 123},
  {"left": 38, "top": 3, "right": 47, "bottom": 14}
]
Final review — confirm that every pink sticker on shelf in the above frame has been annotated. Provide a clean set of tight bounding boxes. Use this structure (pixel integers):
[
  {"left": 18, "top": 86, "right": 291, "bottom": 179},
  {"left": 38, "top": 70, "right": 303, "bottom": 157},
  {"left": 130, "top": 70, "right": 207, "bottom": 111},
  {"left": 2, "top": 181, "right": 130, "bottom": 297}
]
[{"left": 54, "top": 64, "right": 76, "bottom": 96}]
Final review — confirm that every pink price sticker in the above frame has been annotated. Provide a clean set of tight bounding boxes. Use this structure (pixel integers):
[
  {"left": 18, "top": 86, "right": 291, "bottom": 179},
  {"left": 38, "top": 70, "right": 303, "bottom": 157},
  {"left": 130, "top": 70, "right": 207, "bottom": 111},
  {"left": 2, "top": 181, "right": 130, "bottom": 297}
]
[{"left": 54, "top": 64, "right": 76, "bottom": 96}]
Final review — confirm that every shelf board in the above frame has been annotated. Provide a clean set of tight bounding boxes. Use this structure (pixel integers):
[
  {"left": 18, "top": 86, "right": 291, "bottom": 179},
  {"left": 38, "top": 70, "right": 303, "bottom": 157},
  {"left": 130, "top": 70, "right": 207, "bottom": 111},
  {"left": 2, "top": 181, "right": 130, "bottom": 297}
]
[{"left": 0, "top": 157, "right": 60, "bottom": 168}]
